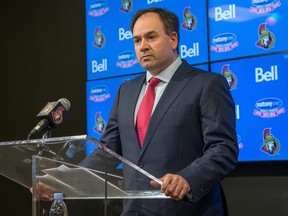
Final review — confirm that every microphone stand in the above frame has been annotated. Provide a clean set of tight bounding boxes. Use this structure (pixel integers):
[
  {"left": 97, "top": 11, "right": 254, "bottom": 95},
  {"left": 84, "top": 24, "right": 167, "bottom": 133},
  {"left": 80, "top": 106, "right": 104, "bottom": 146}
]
[{"left": 41, "top": 127, "right": 52, "bottom": 139}]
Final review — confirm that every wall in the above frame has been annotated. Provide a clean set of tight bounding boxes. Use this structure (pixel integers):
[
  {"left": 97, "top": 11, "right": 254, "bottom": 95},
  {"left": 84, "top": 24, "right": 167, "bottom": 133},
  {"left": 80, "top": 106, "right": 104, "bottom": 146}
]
[
  {"left": 0, "top": 1, "right": 86, "bottom": 215},
  {"left": 0, "top": 1, "right": 287, "bottom": 215}
]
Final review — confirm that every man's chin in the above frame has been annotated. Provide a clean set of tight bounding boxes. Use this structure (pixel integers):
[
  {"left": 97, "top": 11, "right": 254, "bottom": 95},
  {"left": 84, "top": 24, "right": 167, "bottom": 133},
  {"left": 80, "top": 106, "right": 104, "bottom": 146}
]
[{"left": 140, "top": 62, "right": 152, "bottom": 69}]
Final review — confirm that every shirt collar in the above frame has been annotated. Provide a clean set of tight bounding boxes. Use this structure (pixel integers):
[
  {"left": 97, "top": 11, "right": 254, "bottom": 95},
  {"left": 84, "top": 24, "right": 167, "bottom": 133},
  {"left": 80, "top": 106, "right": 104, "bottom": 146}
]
[{"left": 146, "top": 57, "right": 182, "bottom": 83}]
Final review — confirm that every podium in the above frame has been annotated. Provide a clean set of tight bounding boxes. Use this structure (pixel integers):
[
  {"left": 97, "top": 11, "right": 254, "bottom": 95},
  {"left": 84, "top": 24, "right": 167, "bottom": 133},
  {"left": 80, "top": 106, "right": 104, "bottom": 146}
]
[{"left": 0, "top": 135, "right": 167, "bottom": 216}]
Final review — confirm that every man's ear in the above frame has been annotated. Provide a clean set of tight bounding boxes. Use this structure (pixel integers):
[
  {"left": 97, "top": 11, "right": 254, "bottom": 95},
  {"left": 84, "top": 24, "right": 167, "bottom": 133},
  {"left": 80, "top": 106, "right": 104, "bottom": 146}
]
[{"left": 170, "top": 32, "right": 178, "bottom": 50}]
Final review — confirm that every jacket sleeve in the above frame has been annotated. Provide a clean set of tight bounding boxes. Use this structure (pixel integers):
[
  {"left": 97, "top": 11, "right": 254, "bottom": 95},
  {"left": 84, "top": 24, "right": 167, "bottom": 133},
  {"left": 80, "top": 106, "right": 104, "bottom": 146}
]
[{"left": 177, "top": 73, "right": 239, "bottom": 203}]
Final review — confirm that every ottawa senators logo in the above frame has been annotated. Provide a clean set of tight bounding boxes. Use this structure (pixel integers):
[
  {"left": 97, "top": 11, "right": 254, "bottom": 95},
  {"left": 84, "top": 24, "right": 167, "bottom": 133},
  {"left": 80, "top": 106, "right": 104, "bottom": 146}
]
[
  {"left": 52, "top": 106, "right": 65, "bottom": 125},
  {"left": 256, "top": 23, "right": 275, "bottom": 49},
  {"left": 182, "top": 7, "right": 197, "bottom": 31},
  {"left": 94, "top": 112, "right": 107, "bottom": 135},
  {"left": 260, "top": 128, "right": 280, "bottom": 155},
  {"left": 221, "top": 64, "right": 237, "bottom": 90},
  {"left": 93, "top": 27, "right": 106, "bottom": 48},
  {"left": 120, "top": 0, "right": 133, "bottom": 12}
]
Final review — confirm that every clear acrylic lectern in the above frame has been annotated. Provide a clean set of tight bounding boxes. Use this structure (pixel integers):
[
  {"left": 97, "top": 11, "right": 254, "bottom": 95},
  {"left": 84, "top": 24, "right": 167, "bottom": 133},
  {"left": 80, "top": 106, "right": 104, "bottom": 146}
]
[{"left": 0, "top": 135, "right": 167, "bottom": 216}]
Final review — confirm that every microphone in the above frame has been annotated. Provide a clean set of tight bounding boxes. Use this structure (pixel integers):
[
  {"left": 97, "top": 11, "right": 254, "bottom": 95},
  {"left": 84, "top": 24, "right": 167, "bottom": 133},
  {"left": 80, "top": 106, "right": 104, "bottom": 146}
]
[{"left": 27, "top": 98, "right": 71, "bottom": 139}]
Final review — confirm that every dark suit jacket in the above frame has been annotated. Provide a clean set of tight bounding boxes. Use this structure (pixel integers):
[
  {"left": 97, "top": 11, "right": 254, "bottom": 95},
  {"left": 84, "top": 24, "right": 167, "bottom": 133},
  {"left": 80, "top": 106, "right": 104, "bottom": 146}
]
[{"left": 83, "top": 60, "right": 238, "bottom": 215}]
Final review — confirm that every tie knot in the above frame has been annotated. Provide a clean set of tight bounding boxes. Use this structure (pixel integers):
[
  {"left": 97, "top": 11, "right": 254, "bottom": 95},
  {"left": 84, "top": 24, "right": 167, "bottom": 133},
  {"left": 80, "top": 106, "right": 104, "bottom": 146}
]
[{"left": 149, "top": 77, "right": 161, "bottom": 88}]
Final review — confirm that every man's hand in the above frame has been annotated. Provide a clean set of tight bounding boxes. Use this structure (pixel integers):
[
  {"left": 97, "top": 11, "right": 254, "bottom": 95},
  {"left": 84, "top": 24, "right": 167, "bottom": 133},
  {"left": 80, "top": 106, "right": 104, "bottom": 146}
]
[
  {"left": 30, "top": 183, "right": 56, "bottom": 201},
  {"left": 150, "top": 173, "right": 190, "bottom": 201}
]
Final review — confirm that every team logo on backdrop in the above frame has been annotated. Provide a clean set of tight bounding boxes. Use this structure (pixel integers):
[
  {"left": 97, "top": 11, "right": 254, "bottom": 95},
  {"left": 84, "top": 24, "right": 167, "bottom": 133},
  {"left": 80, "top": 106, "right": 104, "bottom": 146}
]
[
  {"left": 261, "top": 128, "right": 280, "bottom": 155},
  {"left": 237, "top": 135, "right": 244, "bottom": 149},
  {"left": 120, "top": 0, "right": 133, "bottom": 12},
  {"left": 256, "top": 23, "right": 275, "bottom": 49},
  {"left": 182, "top": 7, "right": 197, "bottom": 31},
  {"left": 221, "top": 64, "right": 237, "bottom": 90},
  {"left": 94, "top": 112, "right": 107, "bottom": 135},
  {"left": 210, "top": 33, "right": 239, "bottom": 52},
  {"left": 93, "top": 27, "right": 106, "bottom": 48},
  {"left": 88, "top": 1, "right": 109, "bottom": 17},
  {"left": 89, "top": 85, "right": 111, "bottom": 102},
  {"left": 253, "top": 97, "right": 285, "bottom": 118},
  {"left": 250, "top": 0, "right": 281, "bottom": 13},
  {"left": 116, "top": 51, "right": 138, "bottom": 68}
]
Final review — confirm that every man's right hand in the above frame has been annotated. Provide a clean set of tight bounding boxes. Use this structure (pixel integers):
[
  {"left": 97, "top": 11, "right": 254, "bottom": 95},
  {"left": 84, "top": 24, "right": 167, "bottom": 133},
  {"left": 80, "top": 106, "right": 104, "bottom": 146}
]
[{"left": 30, "top": 183, "right": 57, "bottom": 201}]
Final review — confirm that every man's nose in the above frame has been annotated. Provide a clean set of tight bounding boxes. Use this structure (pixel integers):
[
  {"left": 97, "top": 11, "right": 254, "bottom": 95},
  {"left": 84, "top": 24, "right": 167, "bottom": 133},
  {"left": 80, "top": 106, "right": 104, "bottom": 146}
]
[{"left": 139, "top": 40, "right": 149, "bottom": 52}]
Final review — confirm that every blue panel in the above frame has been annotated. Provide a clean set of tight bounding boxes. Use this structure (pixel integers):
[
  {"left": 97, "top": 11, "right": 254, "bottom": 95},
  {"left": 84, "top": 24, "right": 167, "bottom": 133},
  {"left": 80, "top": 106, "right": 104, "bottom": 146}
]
[
  {"left": 208, "top": 0, "right": 288, "bottom": 61},
  {"left": 211, "top": 53, "right": 288, "bottom": 161},
  {"left": 85, "top": 0, "right": 288, "bottom": 162},
  {"left": 86, "top": 73, "right": 141, "bottom": 155}
]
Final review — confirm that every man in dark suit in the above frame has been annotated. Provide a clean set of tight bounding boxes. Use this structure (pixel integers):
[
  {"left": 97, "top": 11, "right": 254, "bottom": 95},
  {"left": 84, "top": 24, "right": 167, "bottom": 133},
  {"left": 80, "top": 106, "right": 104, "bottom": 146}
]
[{"left": 82, "top": 7, "right": 238, "bottom": 216}]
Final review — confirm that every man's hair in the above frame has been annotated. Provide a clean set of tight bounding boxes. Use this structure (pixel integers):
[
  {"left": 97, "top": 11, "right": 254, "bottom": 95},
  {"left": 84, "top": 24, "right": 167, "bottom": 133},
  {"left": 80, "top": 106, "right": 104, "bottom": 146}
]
[{"left": 130, "top": 7, "right": 180, "bottom": 42}]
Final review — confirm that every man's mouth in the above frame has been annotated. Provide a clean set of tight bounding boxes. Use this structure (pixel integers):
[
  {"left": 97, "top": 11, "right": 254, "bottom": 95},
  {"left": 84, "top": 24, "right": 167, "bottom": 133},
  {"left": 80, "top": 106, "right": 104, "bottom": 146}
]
[{"left": 141, "top": 55, "right": 152, "bottom": 60}]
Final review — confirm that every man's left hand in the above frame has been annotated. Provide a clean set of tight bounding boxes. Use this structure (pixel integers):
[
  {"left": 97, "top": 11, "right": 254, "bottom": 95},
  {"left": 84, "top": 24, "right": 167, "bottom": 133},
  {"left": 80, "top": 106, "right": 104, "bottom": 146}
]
[{"left": 150, "top": 173, "right": 191, "bottom": 201}]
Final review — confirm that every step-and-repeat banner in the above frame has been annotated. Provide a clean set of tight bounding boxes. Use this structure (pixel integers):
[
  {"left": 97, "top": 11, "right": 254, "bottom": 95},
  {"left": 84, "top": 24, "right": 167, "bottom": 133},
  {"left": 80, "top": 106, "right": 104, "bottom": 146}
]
[{"left": 86, "top": 0, "right": 288, "bottom": 162}]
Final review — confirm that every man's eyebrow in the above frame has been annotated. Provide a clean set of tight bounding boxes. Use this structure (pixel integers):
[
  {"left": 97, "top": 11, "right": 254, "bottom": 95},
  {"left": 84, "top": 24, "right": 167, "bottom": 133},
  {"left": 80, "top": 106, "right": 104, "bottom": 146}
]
[{"left": 133, "top": 31, "right": 157, "bottom": 39}]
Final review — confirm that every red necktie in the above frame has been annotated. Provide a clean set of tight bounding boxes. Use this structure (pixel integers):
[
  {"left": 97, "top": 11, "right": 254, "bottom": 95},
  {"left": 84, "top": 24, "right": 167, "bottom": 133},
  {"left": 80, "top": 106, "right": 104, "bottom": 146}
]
[{"left": 136, "top": 77, "right": 161, "bottom": 148}]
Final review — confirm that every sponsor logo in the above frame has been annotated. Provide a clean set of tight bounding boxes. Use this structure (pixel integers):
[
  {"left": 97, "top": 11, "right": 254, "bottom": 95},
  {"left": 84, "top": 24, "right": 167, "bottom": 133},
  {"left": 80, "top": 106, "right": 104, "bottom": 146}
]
[
  {"left": 116, "top": 51, "right": 138, "bottom": 68},
  {"left": 88, "top": 1, "right": 109, "bottom": 17},
  {"left": 261, "top": 128, "right": 280, "bottom": 155},
  {"left": 250, "top": 0, "right": 281, "bottom": 13},
  {"left": 255, "top": 65, "right": 278, "bottom": 82},
  {"left": 256, "top": 23, "right": 275, "bottom": 49},
  {"left": 235, "top": 105, "right": 240, "bottom": 120},
  {"left": 253, "top": 97, "right": 285, "bottom": 118},
  {"left": 119, "top": 28, "right": 132, "bottom": 41},
  {"left": 210, "top": 33, "right": 239, "bottom": 52},
  {"left": 221, "top": 64, "right": 237, "bottom": 90},
  {"left": 182, "top": 7, "right": 197, "bottom": 31},
  {"left": 215, "top": 4, "right": 236, "bottom": 22},
  {"left": 120, "top": 0, "right": 133, "bottom": 12},
  {"left": 147, "top": 0, "right": 164, "bottom": 4},
  {"left": 89, "top": 85, "right": 111, "bottom": 102},
  {"left": 94, "top": 112, "right": 107, "bottom": 135},
  {"left": 180, "top": 43, "right": 200, "bottom": 58},
  {"left": 93, "top": 27, "right": 106, "bottom": 48},
  {"left": 92, "top": 59, "right": 108, "bottom": 73}
]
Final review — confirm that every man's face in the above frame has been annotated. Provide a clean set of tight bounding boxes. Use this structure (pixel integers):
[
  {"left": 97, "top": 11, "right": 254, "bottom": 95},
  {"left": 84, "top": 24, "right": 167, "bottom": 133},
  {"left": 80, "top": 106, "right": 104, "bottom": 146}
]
[{"left": 132, "top": 12, "right": 178, "bottom": 75}]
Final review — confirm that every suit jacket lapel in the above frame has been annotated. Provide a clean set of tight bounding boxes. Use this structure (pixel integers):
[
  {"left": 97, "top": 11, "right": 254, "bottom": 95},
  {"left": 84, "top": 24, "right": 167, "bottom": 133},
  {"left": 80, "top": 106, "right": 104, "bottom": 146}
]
[
  {"left": 127, "top": 74, "right": 146, "bottom": 151},
  {"left": 140, "top": 61, "right": 194, "bottom": 153}
]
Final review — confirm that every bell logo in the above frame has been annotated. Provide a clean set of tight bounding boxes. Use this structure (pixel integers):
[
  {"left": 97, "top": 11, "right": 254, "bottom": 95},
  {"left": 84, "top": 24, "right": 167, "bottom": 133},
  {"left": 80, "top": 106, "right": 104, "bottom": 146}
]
[
  {"left": 235, "top": 104, "right": 240, "bottom": 120},
  {"left": 92, "top": 59, "right": 108, "bottom": 73},
  {"left": 180, "top": 43, "right": 199, "bottom": 58},
  {"left": 119, "top": 28, "right": 132, "bottom": 41},
  {"left": 255, "top": 65, "right": 278, "bottom": 82},
  {"left": 215, "top": 4, "right": 236, "bottom": 22},
  {"left": 147, "top": 0, "right": 163, "bottom": 4}
]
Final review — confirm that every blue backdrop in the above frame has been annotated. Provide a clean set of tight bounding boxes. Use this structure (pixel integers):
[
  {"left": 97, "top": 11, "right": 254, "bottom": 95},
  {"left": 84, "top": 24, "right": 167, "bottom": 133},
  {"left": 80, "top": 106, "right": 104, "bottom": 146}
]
[{"left": 86, "top": 0, "right": 288, "bottom": 162}]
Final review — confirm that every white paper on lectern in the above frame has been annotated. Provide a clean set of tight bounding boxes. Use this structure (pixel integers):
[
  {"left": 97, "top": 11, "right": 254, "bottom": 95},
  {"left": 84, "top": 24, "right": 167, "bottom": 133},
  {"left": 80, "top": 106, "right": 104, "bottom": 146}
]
[{"left": 41, "top": 165, "right": 129, "bottom": 197}]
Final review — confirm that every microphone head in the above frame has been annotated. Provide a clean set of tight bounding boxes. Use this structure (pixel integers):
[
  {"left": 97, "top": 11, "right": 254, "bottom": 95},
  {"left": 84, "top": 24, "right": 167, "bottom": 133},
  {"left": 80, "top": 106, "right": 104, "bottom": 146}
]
[
  {"left": 58, "top": 98, "right": 71, "bottom": 111},
  {"left": 36, "top": 98, "right": 71, "bottom": 128}
]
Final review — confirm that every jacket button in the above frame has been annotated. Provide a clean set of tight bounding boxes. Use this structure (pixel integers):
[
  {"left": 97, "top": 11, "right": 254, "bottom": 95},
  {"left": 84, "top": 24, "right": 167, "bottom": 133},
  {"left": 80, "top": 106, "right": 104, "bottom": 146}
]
[{"left": 137, "top": 163, "right": 144, "bottom": 168}]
